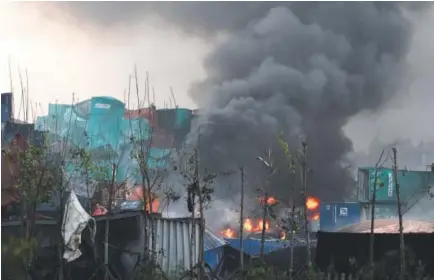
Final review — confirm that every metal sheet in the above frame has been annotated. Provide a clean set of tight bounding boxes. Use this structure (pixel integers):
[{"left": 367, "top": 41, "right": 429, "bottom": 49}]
[
  {"left": 319, "top": 202, "right": 362, "bottom": 232},
  {"left": 148, "top": 217, "right": 200, "bottom": 275}
]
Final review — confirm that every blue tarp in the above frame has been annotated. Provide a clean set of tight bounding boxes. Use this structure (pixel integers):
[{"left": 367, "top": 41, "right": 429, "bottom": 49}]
[
  {"left": 224, "top": 238, "right": 291, "bottom": 256},
  {"left": 204, "top": 229, "right": 227, "bottom": 270}
]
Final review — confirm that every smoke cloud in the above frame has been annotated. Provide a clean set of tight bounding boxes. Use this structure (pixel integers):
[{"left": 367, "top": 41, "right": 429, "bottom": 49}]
[
  {"left": 13, "top": 3, "right": 433, "bottom": 220},
  {"left": 187, "top": 3, "right": 417, "bottom": 201}
]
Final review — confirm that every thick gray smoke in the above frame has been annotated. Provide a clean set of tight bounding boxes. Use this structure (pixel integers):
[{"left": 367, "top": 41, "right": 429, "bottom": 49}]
[
  {"left": 188, "top": 3, "right": 416, "bottom": 201},
  {"left": 44, "top": 2, "right": 423, "bottom": 203}
]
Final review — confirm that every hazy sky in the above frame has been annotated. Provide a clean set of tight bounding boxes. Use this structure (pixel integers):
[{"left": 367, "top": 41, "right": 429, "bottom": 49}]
[
  {"left": 343, "top": 6, "right": 434, "bottom": 151},
  {"left": 0, "top": 1, "right": 212, "bottom": 121},
  {"left": 1, "top": 2, "right": 434, "bottom": 153}
]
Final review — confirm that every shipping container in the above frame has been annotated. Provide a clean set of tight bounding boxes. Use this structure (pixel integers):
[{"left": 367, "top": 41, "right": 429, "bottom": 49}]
[
  {"left": 361, "top": 202, "right": 399, "bottom": 220},
  {"left": 358, "top": 167, "right": 434, "bottom": 203},
  {"left": 319, "top": 202, "right": 362, "bottom": 232},
  {"left": 1, "top": 92, "right": 13, "bottom": 122}
]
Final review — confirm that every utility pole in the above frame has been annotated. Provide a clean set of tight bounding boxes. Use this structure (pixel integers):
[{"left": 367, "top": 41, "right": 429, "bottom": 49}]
[
  {"left": 239, "top": 166, "right": 245, "bottom": 278},
  {"left": 301, "top": 141, "right": 312, "bottom": 269},
  {"left": 392, "top": 148, "right": 406, "bottom": 280}
]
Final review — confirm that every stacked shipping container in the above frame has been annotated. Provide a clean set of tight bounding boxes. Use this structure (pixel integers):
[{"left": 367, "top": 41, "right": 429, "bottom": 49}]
[{"left": 319, "top": 167, "right": 434, "bottom": 232}]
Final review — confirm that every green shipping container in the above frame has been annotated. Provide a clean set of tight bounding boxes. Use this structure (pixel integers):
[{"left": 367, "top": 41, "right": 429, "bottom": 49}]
[
  {"left": 369, "top": 168, "right": 434, "bottom": 202},
  {"left": 373, "top": 203, "right": 398, "bottom": 220},
  {"left": 358, "top": 167, "right": 434, "bottom": 203}
]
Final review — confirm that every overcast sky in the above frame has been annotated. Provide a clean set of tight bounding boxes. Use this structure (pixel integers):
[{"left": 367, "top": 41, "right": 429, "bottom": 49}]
[{"left": 0, "top": 1, "right": 211, "bottom": 121}]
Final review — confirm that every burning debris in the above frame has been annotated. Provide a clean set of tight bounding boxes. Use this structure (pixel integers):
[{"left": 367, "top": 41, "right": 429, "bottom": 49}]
[
  {"left": 220, "top": 228, "right": 237, "bottom": 238},
  {"left": 219, "top": 195, "right": 321, "bottom": 239}
]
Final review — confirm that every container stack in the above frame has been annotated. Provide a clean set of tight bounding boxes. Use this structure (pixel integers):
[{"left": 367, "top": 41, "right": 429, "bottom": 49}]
[{"left": 319, "top": 166, "right": 434, "bottom": 232}]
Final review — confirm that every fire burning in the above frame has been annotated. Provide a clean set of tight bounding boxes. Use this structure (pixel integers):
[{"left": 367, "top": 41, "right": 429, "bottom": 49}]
[
  {"left": 219, "top": 218, "right": 272, "bottom": 238},
  {"left": 306, "top": 196, "right": 319, "bottom": 210},
  {"left": 243, "top": 218, "right": 270, "bottom": 232},
  {"left": 258, "top": 196, "right": 277, "bottom": 206},
  {"left": 220, "top": 228, "right": 237, "bottom": 238},
  {"left": 310, "top": 212, "right": 320, "bottom": 221}
]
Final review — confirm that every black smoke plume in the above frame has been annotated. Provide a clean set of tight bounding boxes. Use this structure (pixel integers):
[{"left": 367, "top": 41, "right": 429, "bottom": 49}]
[
  {"left": 187, "top": 2, "right": 415, "bottom": 201},
  {"left": 43, "top": 2, "right": 421, "bottom": 201}
]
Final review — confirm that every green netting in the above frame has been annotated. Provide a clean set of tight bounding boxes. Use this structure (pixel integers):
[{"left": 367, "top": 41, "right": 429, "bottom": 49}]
[{"left": 35, "top": 97, "right": 193, "bottom": 193}]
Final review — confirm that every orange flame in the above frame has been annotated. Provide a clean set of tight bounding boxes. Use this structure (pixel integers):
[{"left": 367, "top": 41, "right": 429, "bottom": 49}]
[
  {"left": 220, "top": 228, "right": 237, "bottom": 238},
  {"left": 310, "top": 212, "right": 320, "bottom": 221},
  {"left": 259, "top": 196, "right": 277, "bottom": 206},
  {"left": 243, "top": 218, "right": 253, "bottom": 231},
  {"left": 126, "top": 186, "right": 160, "bottom": 213},
  {"left": 306, "top": 196, "right": 320, "bottom": 210},
  {"left": 258, "top": 220, "right": 270, "bottom": 231},
  {"left": 280, "top": 231, "right": 286, "bottom": 240},
  {"left": 243, "top": 218, "right": 270, "bottom": 232}
]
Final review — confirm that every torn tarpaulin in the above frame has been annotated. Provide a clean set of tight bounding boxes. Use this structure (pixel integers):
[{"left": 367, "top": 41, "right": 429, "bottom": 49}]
[{"left": 62, "top": 190, "right": 96, "bottom": 262}]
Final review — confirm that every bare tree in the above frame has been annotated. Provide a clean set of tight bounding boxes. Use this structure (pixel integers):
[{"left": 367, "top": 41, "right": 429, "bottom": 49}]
[
  {"left": 257, "top": 149, "right": 275, "bottom": 265},
  {"left": 126, "top": 67, "right": 174, "bottom": 269},
  {"left": 278, "top": 135, "right": 297, "bottom": 279},
  {"left": 238, "top": 165, "right": 245, "bottom": 277},
  {"left": 369, "top": 148, "right": 388, "bottom": 277},
  {"left": 299, "top": 141, "right": 312, "bottom": 269},
  {"left": 175, "top": 142, "right": 230, "bottom": 280},
  {"left": 392, "top": 147, "right": 406, "bottom": 280}
]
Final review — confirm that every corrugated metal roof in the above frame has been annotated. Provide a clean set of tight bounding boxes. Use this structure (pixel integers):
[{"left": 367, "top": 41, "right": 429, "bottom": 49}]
[{"left": 204, "top": 228, "right": 227, "bottom": 251}]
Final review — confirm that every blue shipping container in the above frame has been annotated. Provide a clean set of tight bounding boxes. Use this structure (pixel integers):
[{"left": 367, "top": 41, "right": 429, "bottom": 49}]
[
  {"left": 1, "top": 92, "right": 12, "bottom": 122},
  {"left": 319, "top": 202, "right": 362, "bottom": 232}
]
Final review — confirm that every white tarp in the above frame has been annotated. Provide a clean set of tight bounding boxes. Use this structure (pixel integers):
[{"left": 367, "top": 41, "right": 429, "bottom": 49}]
[{"left": 62, "top": 190, "right": 95, "bottom": 262}]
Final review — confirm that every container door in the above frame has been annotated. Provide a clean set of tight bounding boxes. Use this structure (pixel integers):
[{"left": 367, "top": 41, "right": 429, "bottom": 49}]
[
  {"left": 319, "top": 203, "right": 336, "bottom": 231},
  {"left": 374, "top": 203, "right": 399, "bottom": 220},
  {"left": 335, "top": 203, "right": 361, "bottom": 230}
]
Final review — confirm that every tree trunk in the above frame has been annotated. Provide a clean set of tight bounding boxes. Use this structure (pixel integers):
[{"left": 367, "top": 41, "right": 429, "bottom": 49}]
[
  {"left": 301, "top": 142, "right": 312, "bottom": 269},
  {"left": 104, "top": 164, "right": 116, "bottom": 280},
  {"left": 57, "top": 187, "right": 65, "bottom": 280},
  {"left": 289, "top": 167, "right": 296, "bottom": 280},
  {"left": 392, "top": 148, "right": 406, "bottom": 280},
  {"left": 198, "top": 185, "right": 205, "bottom": 280},
  {"left": 369, "top": 165, "right": 379, "bottom": 278},
  {"left": 239, "top": 166, "right": 245, "bottom": 278},
  {"left": 260, "top": 189, "right": 268, "bottom": 265},
  {"left": 146, "top": 177, "right": 156, "bottom": 263}
]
